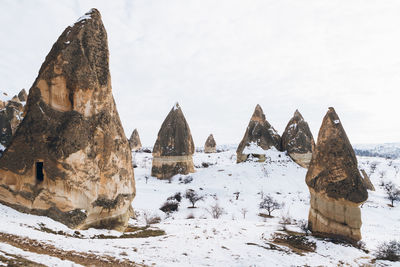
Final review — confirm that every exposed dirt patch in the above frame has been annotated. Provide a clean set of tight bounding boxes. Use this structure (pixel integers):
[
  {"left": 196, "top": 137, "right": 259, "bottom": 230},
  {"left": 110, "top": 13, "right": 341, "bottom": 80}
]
[
  {"left": 0, "top": 249, "right": 47, "bottom": 267},
  {"left": 0, "top": 232, "right": 144, "bottom": 267},
  {"left": 271, "top": 231, "right": 316, "bottom": 255}
]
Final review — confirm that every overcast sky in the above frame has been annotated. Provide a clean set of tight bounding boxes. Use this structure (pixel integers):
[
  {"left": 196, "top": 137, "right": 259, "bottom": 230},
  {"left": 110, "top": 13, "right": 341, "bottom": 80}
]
[{"left": 0, "top": 0, "right": 399, "bottom": 146}]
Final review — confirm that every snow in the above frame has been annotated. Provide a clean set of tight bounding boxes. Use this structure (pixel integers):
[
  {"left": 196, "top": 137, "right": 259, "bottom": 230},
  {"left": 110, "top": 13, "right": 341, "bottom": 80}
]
[
  {"left": 173, "top": 102, "right": 180, "bottom": 111},
  {"left": 242, "top": 142, "right": 266, "bottom": 154},
  {"left": 0, "top": 147, "right": 397, "bottom": 265}
]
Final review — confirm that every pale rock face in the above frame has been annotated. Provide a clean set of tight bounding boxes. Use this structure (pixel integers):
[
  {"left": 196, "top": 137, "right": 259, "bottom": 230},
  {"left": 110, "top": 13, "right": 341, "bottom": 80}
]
[
  {"left": 236, "top": 104, "right": 281, "bottom": 163},
  {"left": 151, "top": 103, "right": 195, "bottom": 179},
  {"left": 129, "top": 129, "right": 142, "bottom": 151},
  {"left": 204, "top": 134, "right": 216, "bottom": 153},
  {"left": 306, "top": 107, "right": 368, "bottom": 242},
  {"left": 281, "top": 110, "right": 315, "bottom": 168},
  {"left": 0, "top": 9, "right": 135, "bottom": 231}
]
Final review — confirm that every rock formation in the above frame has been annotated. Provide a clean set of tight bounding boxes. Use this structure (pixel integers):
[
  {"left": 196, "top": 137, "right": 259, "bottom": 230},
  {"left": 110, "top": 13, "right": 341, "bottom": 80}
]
[
  {"left": 0, "top": 89, "right": 27, "bottom": 151},
  {"left": 18, "top": 89, "right": 27, "bottom": 102},
  {"left": 204, "top": 134, "right": 216, "bottom": 153},
  {"left": 129, "top": 128, "right": 142, "bottom": 151},
  {"left": 151, "top": 103, "right": 195, "bottom": 179},
  {"left": 306, "top": 107, "right": 368, "bottom": 242},
  {"left": 360, "top": 169, "right": 375, "bottom": 191},
  {"left": 236, "top": 104, "right": 281, "bottom": 163},
  {"left": 281, "top": 110, "right": 315, "bottom": 168},
  {"left": 0, "top": 9, "right": 135, "bottom": 231}
]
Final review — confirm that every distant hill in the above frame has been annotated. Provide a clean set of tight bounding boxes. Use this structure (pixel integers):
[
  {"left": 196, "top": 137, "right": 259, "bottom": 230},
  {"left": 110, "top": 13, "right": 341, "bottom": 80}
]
[{"left": 354, "top": 143, "right": 400, "bottom": 159}]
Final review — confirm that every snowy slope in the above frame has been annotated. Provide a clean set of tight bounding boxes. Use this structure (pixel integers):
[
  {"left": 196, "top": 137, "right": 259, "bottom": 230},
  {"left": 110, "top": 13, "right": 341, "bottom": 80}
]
[{"left": 0, "top": 148, "right": 398, "bottom": 266}]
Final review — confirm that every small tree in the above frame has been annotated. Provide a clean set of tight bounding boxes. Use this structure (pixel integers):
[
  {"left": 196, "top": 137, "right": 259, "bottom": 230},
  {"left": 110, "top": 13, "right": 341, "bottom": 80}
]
[
  {"left": 259, "top": 195, "right": 282, "bottom": 216},
  {"left": 384, "top": 182, "right": 400, "bottom": 207},
  {"left": 240, "top": 208, "right": 248, "bottom": 219},
  {"left": 207, "top": 202, "right": 226, "bottom": 219},
  {"left": 185, "top": 189, "right": 204, "bottom": 208}
]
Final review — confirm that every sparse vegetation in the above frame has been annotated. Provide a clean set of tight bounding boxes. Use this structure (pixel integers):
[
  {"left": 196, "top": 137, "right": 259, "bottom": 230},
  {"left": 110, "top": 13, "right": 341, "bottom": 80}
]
[
  {"left": 297, "top": 220, "right": 310, "bottom": 236},
  {"left": 185, "top": 189, "right": 204, "bottom": 208},
  {"left": 143, "top": 211, "right": 161, "bottom": 226},
  {"left": 160, "top": 200, "right": 179, "bottom": 213},
  {"left": 206, "top": 202, "right": 226, "bottom": 219},
  {"left": 383, "top": 182, "right": 400, "bottom": 207},
  {"left": 240, "top": 208, "right": 248, "bottom": 219},
  {"left": 259, "top": 195, "right": 283, "bottom": 216},
  {"left": 375, "top": 240, "right": 400, "bottom": 262}
]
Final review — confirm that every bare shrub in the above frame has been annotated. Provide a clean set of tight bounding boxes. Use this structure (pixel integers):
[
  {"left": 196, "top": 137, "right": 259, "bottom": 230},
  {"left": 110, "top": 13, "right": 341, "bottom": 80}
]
[
  {"left": 207, "top": 202, "right": 226, "bottom": 219},
  {"left": 167, "top": 192, "right": 182, "bottom": 202},
  {"left": 160, "top": 200, "right": 179, "bottom": 214},
  {"left": 259, "top": 195, "right": 283, "bottom": 216},
  {"left": 279, "top": 212, "right": 293, "bottom": 225},
  {"left": 375, "top": 240, "right": 400, "bottom": 262},
  {"left": 143, "top": 211, "right": 161, "bottom": 226},
  {"left": 185, "top": 189, "right": 204, "bottom": 208},
  {"left": 297, "top": 219, "right": 310, "bottom": 236},
  {"left": 384, "top": 182, "right": 400, "bottom": 207}
]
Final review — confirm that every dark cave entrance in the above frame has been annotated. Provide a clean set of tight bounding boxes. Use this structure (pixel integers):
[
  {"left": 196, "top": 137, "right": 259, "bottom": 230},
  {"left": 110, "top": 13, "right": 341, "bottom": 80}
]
[{"left": 36, "top": 162, "right": 44, "bottom": 182}]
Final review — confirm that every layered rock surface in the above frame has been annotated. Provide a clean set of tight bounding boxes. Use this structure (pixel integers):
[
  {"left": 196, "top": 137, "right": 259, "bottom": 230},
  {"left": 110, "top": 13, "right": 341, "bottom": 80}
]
[
  {"left": 0, "top": 89, "right": 27, "bottom": 151},
  {"left": 306, "top": 107, "right": 368, "bottom": 242},
  {"left": 204, "top": 134, "right": 216, "bottom": 153},
  {"left": 151, "top": 103, "right": 195, "bottom": 179},
  {"left": 0, "top": 9, "right": 135, "bottom": 231},
  {"left": 281, "top": 110, "right": 315, "bottom": 168},
  {"left": 129, "top": 128, "right": 142, "bottom": 151},
  {"left": 236, "top": 104, "right": 281, "bottom": 163}
]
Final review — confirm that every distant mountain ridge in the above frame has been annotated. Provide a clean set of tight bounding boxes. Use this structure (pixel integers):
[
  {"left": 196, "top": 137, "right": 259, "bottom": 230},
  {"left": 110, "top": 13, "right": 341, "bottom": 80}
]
[{"left": 353, "top": 143, "right": 400, "bottom": 159}]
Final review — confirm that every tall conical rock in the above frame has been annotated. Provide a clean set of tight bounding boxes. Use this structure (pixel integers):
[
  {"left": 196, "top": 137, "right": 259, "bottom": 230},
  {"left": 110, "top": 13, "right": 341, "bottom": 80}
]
[
  {"left": 129, "top": 128, "right": 142, "bottom": 151},
  {"left": 0, "top": 92, "right": 26, "bottom": 151},
  {"left": 0, "top": 9, "right": 135, "bottom": 231},
  {"left": 151, "top": 103, "right": 195, "bottom": 179},
  {"left": 236, "top": 104, "right": 281, "bottom": 163},
  {"left": 204, "top": 134, "right": 216, "bottom": 153},
  {"left": 281, "top": 110, "right": 315, "bottom": 168},
  {"left": 306, "top": 107, "right": 368, "bottom": 242}
]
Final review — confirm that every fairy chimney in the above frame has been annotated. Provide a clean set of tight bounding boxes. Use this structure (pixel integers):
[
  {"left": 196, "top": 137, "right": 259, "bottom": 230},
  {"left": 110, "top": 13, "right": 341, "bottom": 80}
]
[
  {"left": 204, "top": 134, "right": 216, "bottom": 153},
  {"left": 129, "top": 129, "right": 142, "bottom": 151},
  {"left": 281, "top": 110, "right": 315, "bottom": 168},
  {"left": 18, "top": 89, "right": 28, "bottom": 102},
  {"left": 236, "top": 104, "right": 281, "bottom": 163},
  {"left": 151, "top": 103, "right": 195, "bottom": 179},
  {"left": 306, "top": 107, "right": 368, "bottom": 242},
  {"left": 0, "top": 93, "right": 26, "bottom": 151},
  {"left": 0, "top": 9, "right": 135, "bottom": 231}
]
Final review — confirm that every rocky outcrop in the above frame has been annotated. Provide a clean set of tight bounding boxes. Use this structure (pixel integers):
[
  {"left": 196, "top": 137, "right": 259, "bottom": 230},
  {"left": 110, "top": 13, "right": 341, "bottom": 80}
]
[
  {"left": 204, "top": 134, "right": 216, "bottom": 153},
  {"left": 0, "top": 89, "right": 27, "bottom": 151},
  {"left": 236, "top": 104, "right": 281, "bottom": 163},
  {"left": 360, "top": 169, "right": 375, "bottom": 191},
  {"left": 281, "top": 110, "right": 315, "bottom": 168},
  {"left": 0, "top": 9, "right": 135, "bottom": 231},
  {"left": 129, "top": 129, "right": 142, "bottom": 151},
  {"left": 306, "top": 107, "right": 368, "bottom": 242},
  {"left": 151, "top": 103, "right": 195, "bottom": 179},
  {"left": 18, "top": 89, "right": 27, "bottom": 102}
]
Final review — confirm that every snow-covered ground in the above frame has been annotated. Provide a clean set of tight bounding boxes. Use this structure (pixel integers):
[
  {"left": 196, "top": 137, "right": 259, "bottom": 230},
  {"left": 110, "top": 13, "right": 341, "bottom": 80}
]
[{"left": 0, "top": 147, "right": 399, "bottom": 266}]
